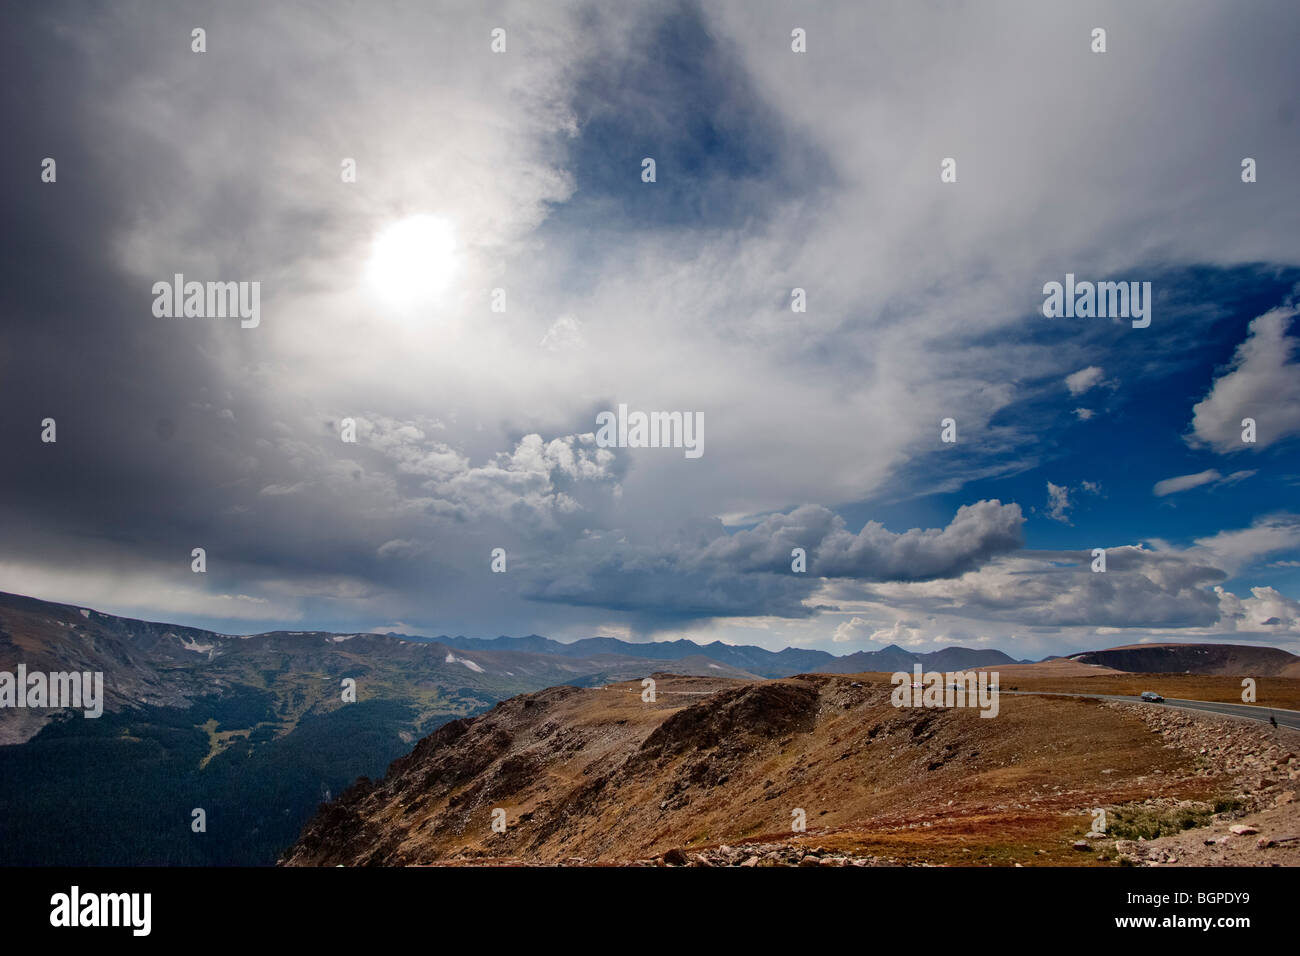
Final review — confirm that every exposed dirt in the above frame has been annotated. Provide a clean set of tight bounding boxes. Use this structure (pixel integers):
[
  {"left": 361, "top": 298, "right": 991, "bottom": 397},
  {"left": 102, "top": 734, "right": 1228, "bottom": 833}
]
[
  {"left": 972, "top": 659, "right": 1126, "bottom": 678},
  {"left": 1100, "top": 701, "right": 1300, "bottom": 866},
  {"left": 282, "top": 673, "right": 1299, "bottom": 867}
]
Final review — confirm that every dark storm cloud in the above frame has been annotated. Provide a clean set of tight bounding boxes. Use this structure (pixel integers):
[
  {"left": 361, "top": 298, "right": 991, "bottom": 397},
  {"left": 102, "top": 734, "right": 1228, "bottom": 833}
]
[
  {"left": 544, "top": 0, "right": 832, "bottom": 233},
  {"left": 520, "top": 500, "right": 1025, "bottom": 620},
  {"left": 0, "top": 2, "right": 530, "bottom": 618},
  {"left": 0, "top": 4, "right": 239, "bottom": 554},
  {"left": 1, "top": 1, "right": 1298, "bottom": 655}
]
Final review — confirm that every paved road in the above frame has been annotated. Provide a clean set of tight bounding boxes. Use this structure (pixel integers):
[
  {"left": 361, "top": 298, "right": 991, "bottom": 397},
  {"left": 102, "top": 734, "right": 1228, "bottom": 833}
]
[
  {"left": 600, "top": 683, "right": 1300, "bottom": 729},
  {"left": 1002, "top": 690, "right": 1300, "bottom": 731}
]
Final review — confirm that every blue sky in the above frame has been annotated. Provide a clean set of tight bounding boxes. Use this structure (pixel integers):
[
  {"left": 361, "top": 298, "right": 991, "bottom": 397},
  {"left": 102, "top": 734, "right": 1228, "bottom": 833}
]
[
  {"left": 867, "top": 264, "right": 1300, "bottom": 550},
  {"left": 2, "top": 0, "right": 1299, "bottom": 658}
]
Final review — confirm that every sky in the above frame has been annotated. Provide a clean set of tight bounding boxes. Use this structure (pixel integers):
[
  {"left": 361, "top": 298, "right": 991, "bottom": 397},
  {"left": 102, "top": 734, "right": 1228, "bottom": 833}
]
[{"left": 2, "top": 0, "right": 1299, "bottom": 659}]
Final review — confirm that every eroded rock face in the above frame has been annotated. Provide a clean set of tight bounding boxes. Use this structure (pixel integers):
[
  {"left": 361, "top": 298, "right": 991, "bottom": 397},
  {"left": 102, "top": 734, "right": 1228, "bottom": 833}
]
[
  {"left": 281, "top": 676, "right": 833, "bottom": 866},
  {"left": 637, "top": 680, "right": 820, "bottom": 759}
]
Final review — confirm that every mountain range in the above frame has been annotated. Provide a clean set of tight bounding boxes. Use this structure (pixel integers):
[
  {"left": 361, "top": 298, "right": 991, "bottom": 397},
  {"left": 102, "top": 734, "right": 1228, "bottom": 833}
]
[
  {"left": 4, "top": 587, "right": 1294, "bottom": 866},
  {"left": 0, "top": 588, "right": 1026, "bottom": 746},
  {"left": 0, "top": 588, "right": 1016, "bottom": 865},
  {"left": 431, "top": 632, "right": 1027, "bottom": 678}
]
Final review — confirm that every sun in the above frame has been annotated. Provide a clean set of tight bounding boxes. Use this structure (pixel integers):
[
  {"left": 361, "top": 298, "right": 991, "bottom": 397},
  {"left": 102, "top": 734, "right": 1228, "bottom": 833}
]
[{"left": 365, "top": 214, "right": 460, "bottom": 310}]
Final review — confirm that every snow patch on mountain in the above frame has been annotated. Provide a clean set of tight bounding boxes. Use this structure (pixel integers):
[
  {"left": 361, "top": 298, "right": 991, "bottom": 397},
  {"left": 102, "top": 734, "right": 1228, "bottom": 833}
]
[
  {"left": 178, "top": 634, "right": 214, "bottom": 654},
  {"left": 444, "top": 651, "right": 485, "bottom": 673}
]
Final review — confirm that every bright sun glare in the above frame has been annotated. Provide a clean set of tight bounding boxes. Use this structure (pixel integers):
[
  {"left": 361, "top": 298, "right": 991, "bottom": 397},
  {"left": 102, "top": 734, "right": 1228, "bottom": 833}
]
[{"left": 365, "top": 214, "right": 460, "bottom": 310}]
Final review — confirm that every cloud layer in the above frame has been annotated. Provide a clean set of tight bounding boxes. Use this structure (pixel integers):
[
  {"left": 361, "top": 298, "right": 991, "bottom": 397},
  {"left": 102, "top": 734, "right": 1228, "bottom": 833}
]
[{"left": 1, "top": 1, "right": 1298, "bottom": 656}]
